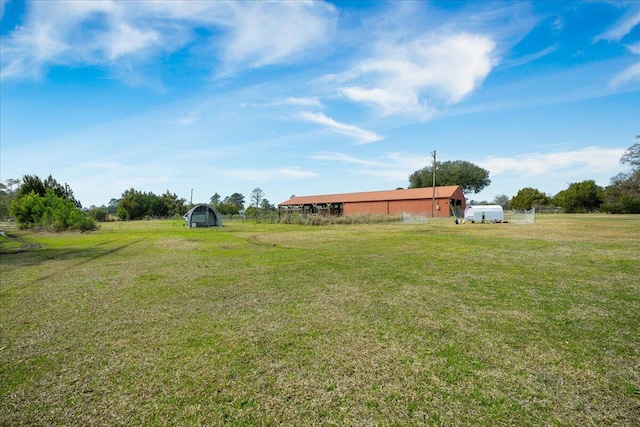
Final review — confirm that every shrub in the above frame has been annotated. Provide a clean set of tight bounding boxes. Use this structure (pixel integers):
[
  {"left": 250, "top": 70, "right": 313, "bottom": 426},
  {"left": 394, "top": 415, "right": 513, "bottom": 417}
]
[
  {"left": 9, "top": 190, "right": 97, "bottom": 231},
  {"left": 601, "top": 195, "right": 640, "bottom": 214},
  {"left": 87, "top": 208, "right": 109, "bottom": 222}
]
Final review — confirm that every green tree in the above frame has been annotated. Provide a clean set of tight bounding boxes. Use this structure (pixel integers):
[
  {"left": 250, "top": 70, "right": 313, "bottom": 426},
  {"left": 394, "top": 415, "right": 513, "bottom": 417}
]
[
  {"left": 87, "top": 207, "right": 109, "bottom": 222},
  {"left": 409, "top": 160, "right": 491, "bottom": 194},
  {"left": 9, "top": 188, "right": 96, "bottom": 231},
  {"left": 602, "top": 170, "right": 640, "bottom": 214},
  {"left": 16, "top": 175, "right": 46, "bottom": 198},
  {"left": 116, "top": 188, "right": 185, "bottom": 219},
  {"left": 210, "top": 192, "right": 221, "bottom": 206},
  {"left": 107, "top": 198, "right": 119, "bottom": 214},
  {"left": 18, "top": 174, "right": 81, "bottom": 208},
  {"left": 224, "top": 193, "right": 245, "bottom": 212},
  {"left": 217, "top": 202, "right": 240, "bottom": 216},
  {"left": 118, "top": 188, "right": 146, "bottom": 220},
  {"left": 117, "top": 205, "right": 129, "bottom": 221},
  {"left": 245, "top": 206, "right": 257, "bottom": 218},
  {"left": 159, "top": 190, "right": 186, "bottom": 217},
  {"left": 0, "top": 178, "right": 21, "bottom": 219},
  {"left": 260, "top": 199, "right": 275, "bottom": 211},
  {"left": 1, "top": 178, "right": 21, "bottom": 195},
  {"left": 602, "top": 138, "right": 640, "bottom": 213},
  {"left": 553, "top": 180, "right": 603, "bottom": 213},
  {"left": 510, "top": 188, "right": 550, "bottom": 210}
]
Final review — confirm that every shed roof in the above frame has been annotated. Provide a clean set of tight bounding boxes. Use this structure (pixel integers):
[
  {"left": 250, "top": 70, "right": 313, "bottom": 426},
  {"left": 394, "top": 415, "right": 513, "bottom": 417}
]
[
  {"left": 279, "top": 186, "right": 462, "bottom": 206},
  {"left": 183, "top": 204, "right": 222, "bottom": 227},
  {"left": 466, "top": 205, "right": 503, "bottom": 211}
]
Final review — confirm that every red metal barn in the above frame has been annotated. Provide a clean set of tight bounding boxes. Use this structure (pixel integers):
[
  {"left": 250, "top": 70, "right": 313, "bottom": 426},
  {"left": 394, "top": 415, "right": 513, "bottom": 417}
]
[{"left": 278, "top": 186, "right": 466, "bottom": 218}]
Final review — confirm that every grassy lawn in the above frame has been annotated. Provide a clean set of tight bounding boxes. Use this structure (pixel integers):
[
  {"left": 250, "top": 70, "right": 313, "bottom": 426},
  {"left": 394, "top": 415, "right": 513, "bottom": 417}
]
[{"left": 1, "top": 215, "right": 639, "bottom": 426}]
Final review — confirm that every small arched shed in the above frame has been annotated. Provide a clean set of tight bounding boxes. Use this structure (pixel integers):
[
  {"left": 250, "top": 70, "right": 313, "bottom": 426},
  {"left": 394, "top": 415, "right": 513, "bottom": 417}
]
[
  {"left": 184, "top": 204, "right": 222, "bottom": 228},
  {"left": 464, "top": 205, "right": 504, "bottom": 222}
]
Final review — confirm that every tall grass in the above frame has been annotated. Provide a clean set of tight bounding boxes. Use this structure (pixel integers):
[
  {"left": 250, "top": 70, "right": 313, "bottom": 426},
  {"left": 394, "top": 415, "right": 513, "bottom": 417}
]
[
  {"left": 277, "top": 212, "right": 404, "bottom": 225},
  {"left": 1, "top": 215, "right": 639, "bottom": 425}
]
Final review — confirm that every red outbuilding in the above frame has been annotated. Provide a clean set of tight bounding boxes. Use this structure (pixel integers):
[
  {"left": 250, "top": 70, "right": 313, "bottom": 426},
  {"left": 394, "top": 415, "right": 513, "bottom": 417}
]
[{"left": 278, "top": 186, "right": 466, "bottom": 219}]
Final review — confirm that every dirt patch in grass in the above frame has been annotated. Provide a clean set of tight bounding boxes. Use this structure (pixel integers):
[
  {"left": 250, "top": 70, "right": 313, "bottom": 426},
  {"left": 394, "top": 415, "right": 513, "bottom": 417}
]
[{"left": 155, "top": 236, "right": 203, "bottom": 251}]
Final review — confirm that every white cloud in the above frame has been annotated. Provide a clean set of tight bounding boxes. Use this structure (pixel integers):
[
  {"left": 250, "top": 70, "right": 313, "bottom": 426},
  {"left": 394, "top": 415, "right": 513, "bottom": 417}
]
[
  {"left": 610, "top": 42, "right": 640, "bottom": 88},
  {"left": 278, "top": 167, "right": 319, "bottom": 180},
  {"left": 588, "top": 4, "right": 640, "bottom": 89},
  {"left": 219, "top": 1, "right": 337, "bottom": 70},
  {"left": 282, "top": 97, "right": 323, "bottom": 107},
  {"left": 479, "top": 147, "right": 626, "bottom": 177},
  {"left": 0, "top": 0, "right": 9, "bottom": 20},
  {"left": 611, "top": 61, "right": 640, "bottom": 87},
  {"left": 297, "top": 111, "right": 384, "bottom": 144},
  {"left": 0, "top": 0, "right": 337, "bottom": 81},
  {"left": 311, "top": 151, "right": 379, "bottom": 166},
  {"left": 310, "top": 151, "right": 430, "bottom": 182},
  {"left": 179, "top": 110, "right": 200, "bottom": 126},
  {"left": 503, "top": 44, "right": 559, "bottom": 68},
  {"left": 627, "top": 42, "right": 640, "bottom": 55},
  {"left": 311, "top": 147, "right": 628, "bottom": 189},
  {"left": 594, "top": 5, "right": 640, "bottom": 43},
  {"left": 107, "top": 23, "right": 159, "bottom": 61},
  {"left": 243, "top": 97, "right": 323, "bottom": 108},
  {"left": 225, "top": 167, "right": 318, "bottom": 181},
  {"left": 339, "top": 32, "right": 496, "bottom": 118},
  {"left": 341, "top": 86, "right": 434, "bottom": 119}
]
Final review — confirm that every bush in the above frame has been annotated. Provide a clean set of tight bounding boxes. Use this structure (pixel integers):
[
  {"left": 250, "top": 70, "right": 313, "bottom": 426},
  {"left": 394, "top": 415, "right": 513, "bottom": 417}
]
[
  {"left": 87, "top": 208, "right": 109, "bottom": 222},
  {"left": 510, "top": 188, "right": 550, "bottom": 210},
  {"left": 553, "top": 180, "right": 603, "bottom": 213},
  {"left": 601, "top": 195, "right": 640, "bottom": 214},
  {"left": 9, "top": 190, "right": 97, "bottom": 231}
]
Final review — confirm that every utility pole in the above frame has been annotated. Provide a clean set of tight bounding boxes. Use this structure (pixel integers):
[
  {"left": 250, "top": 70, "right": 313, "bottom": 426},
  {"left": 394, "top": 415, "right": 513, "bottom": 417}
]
[
  {"left": 431, "top": 150, "right": 436, "bottom": 218},
  {"left": 190, "top": 188, "right": 193, "bottom": 205}
]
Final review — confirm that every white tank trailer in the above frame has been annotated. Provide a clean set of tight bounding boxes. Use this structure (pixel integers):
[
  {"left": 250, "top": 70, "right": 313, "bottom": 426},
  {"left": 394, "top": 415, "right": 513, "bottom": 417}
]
[{"left": 464, "top": 205, "right": 504, "bottom": 223}]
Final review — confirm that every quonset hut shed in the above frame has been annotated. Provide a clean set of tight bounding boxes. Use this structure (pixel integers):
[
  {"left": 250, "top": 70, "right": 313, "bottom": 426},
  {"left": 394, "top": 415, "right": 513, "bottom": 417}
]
[
  {"left": 183, "top": 204, "right": 222, "bottom": 228},
  {"left": 464, "top": 205, "right": 504, "bottom": 223},
  {"left": 278, "top": 186, "right": 466, "bottom": 218}
]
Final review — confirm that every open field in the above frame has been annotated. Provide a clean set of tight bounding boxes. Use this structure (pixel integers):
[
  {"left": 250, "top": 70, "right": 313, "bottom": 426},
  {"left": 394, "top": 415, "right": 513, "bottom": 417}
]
[{"left": 1, "top": 215, "right": 639, "bottom": 426}]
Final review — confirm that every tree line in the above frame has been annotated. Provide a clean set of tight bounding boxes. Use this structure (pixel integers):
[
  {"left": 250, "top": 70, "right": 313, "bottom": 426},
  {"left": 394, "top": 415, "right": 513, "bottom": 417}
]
[
  {"left": 0, "top": 178, "right": 278, "bottom": 228},
  {"left": 504, "top": 141, "right": 639, "bottom": 213},
  {"left": 408, "top": 140, "right": 640, "bottom": 214},
  {"left": 209, "top": 188, "right": 276, "bottom": 218},
  {"left": 106, "top": 187, "right": 275, "bottom": 220},
  {"left": 2, "top": 140, "right": 638, "bottom": 230}
]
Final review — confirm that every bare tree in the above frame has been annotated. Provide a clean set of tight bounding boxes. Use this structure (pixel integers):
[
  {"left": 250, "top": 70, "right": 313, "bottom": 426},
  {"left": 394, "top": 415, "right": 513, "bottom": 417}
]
[
  {"left": 493, "top": 194, "right": 510, "bottom": 210},
  {"left": 250, "top": 188, "right": 264, "bottom": 210}
]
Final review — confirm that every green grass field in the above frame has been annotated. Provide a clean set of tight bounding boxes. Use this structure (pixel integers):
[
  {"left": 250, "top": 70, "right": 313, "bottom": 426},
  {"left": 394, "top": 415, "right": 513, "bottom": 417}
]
[{"left": 1, "top": 215, "right": 639, "bottom": 426}]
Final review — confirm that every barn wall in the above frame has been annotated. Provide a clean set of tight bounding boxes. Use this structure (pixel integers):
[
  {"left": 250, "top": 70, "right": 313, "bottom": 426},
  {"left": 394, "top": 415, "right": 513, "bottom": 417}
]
[
  {"left": 344, "top": 201, "right": 388, "bottom": 215},
  {"left": 388, "top": 200, "right": 426, "bottom": 215},
  {"left": 452, "top": 187, "right": 466, "bottom": 211},
  {"left": 343, "top": 198, "right": 457, "bottom": 217},
  {"left": 389, "top": 199, "right": 454, "bottom": 218}
]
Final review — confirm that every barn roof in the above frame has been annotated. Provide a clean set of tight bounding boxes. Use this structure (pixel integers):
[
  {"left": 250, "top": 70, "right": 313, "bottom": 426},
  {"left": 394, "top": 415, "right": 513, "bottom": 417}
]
[{"left": 279, "top": 186, "right": 462, "bottom": 206}]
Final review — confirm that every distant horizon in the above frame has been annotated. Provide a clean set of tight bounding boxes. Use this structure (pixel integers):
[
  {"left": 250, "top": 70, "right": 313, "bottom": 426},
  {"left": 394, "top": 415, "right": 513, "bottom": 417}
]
[{"left": 1, "top": 0, "right": 638, "bottom": 208}]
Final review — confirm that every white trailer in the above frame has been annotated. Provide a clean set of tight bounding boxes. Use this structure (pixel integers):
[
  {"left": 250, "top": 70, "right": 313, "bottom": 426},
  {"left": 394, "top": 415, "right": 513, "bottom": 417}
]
[{"left": 464, "top": 205, "right": 504, "bottom": 223}]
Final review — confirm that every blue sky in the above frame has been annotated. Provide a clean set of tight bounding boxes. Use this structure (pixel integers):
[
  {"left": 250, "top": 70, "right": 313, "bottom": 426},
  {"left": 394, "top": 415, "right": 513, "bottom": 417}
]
[{"left": 1, "top": 0, "right": 639, "bottom": 208}]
